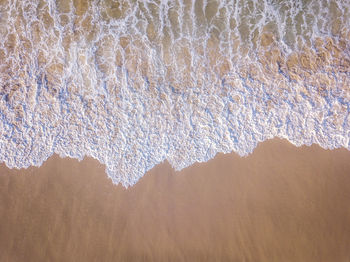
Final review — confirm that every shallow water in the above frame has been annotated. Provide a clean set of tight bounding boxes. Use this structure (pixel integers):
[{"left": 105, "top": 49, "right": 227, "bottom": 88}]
[{"left": 0, "top": 0, "right": 349, "bottom": 186}]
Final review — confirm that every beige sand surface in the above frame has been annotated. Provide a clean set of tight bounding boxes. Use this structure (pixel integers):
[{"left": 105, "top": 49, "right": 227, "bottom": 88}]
[{"left": 1, "top": 139, "right": 350, "bottom": 261}]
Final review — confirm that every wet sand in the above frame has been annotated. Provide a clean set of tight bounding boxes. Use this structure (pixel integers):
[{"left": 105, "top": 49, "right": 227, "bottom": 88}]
[{"left": 1, "top": 138, "right": 350, "bottom": 261}]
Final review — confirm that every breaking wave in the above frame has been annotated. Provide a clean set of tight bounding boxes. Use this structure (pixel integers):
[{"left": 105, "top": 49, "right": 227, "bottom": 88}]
[{"left": 0, "top": 0, "right": 349, "bottom": 186}]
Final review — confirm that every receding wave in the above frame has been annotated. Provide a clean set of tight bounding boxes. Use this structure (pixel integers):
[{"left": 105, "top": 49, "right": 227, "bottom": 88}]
[{"left": 0, "top": 0, "right": 349, "bottom": 186}]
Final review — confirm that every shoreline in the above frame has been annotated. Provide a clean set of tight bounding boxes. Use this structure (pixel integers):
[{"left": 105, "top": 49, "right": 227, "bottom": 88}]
[
  {"left": 2, "top": 137, "right": 349, "bottom": 187},
  {"left": 1, "top": 138, "right": 350, "bottom": 261}
]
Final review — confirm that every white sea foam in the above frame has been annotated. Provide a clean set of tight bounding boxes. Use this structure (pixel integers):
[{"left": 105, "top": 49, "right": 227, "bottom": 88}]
[{"left": 0, "top": 0, "right": 349, "bottom": 186}]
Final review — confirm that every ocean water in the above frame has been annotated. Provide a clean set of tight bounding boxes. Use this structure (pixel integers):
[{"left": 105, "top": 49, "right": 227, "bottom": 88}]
[{"left": 0, "top": 0, "right": 349, "bottom": 187}]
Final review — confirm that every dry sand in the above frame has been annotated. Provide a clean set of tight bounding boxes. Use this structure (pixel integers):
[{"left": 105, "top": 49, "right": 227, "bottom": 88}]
[{"left": 1, "top": 138, "right": 350, "bottom": 262}]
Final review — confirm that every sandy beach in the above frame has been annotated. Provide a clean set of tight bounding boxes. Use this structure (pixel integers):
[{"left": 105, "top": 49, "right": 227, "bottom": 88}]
[
  {"left": 1, "top": 1, "right": 350, "bottom": 261},
  {"left": 1, "top": 139, "right": 350, "bottom": 261}
]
